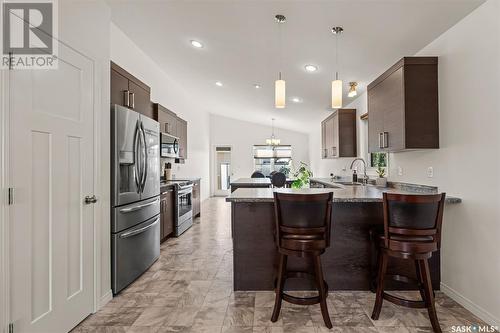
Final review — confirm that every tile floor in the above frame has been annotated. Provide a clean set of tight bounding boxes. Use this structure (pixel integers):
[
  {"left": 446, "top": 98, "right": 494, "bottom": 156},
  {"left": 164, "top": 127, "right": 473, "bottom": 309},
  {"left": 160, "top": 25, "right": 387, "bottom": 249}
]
[{"left": 73, "top": 197, "right": 490, "bottom": 333}]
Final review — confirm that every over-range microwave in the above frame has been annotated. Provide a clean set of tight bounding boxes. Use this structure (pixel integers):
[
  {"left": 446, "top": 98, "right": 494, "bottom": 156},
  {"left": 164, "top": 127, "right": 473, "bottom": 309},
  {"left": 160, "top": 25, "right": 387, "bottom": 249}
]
[{"left": 160, "top": 132, "right": 179, "bottom": 158}]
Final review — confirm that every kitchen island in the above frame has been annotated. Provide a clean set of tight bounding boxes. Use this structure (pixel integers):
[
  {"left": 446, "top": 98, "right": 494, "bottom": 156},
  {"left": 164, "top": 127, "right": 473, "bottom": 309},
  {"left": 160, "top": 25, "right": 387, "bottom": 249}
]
[{"left": 226, "top": 182, "right": 460, "bottom": 291}]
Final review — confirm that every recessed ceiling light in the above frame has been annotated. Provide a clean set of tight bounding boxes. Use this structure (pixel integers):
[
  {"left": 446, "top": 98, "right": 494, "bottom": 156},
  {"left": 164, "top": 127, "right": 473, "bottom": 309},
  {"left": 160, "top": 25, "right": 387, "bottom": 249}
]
[
  {"left": 253, "top": 84, "right": 261, "bottom": 89},
  {"left": 304, "top": 64, "right": 318, "bottom": 72},
  {"left": 215, "top": 81, "right": 223, "bottom": 87},
  {"left": 291, "top": 97, "right": 302, "bottom": 103},
  {"left": 190, "top": 40, "right": 203, "bottom": 48}
]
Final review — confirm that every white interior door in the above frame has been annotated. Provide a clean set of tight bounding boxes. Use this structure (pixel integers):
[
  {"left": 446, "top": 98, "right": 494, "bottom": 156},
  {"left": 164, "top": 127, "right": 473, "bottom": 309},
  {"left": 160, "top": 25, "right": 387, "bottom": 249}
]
[
  {"left": 9, "top": 41, "right": 95, "bottom": 332},
  {"left": 213, "top": 146, "right": 232, "bottom": 196}
]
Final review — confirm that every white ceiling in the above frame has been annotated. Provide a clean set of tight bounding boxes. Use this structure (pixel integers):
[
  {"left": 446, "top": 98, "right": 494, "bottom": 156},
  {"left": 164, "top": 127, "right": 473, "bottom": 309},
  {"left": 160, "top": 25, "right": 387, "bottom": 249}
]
[{"left": 107, "top": 0, "right": 484, "bottom": 133}]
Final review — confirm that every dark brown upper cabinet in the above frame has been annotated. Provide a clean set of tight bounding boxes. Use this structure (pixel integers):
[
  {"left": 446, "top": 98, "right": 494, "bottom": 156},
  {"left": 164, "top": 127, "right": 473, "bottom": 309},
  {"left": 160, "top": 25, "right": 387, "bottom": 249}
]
[
  {"left": 368, "top": 57, "right": 439, "bottom": 153},
  {"left": 153, "top": 103, "right": 188, "bottom": 160},
  {"left": 110, "top": 61, "right": 153, "bottom": 118},
  {"left": 153, "top": 103, "right": 178, "bottom": 136},
  {"left": 321, "top": 109, "right": 357, "bottom": 159}
]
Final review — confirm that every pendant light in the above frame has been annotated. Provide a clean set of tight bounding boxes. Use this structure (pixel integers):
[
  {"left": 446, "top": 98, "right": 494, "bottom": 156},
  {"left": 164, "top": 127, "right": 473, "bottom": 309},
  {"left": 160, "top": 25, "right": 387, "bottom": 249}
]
[
  {"left": 266, "top": 118, "right": 281, "bottom": 146},
  {"left": 275, "top": 14, "right": 286, "bottom": 109},
  {"left": 331, "top": 26, "right": 344, "bottom": 109}
]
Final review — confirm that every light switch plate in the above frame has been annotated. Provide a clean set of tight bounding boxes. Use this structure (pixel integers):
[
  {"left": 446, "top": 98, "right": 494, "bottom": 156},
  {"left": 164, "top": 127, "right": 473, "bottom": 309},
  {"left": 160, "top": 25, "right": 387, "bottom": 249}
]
[
  {"left": 427, "top": 167, "right": 434, "bottom": 178},
  {"left": 398, "top": 166, "right": 403, "bottom": 176}
]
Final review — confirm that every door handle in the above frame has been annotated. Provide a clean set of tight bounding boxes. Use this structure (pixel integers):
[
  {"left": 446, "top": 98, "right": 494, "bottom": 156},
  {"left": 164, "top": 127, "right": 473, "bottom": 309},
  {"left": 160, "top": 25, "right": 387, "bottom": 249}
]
[
  {"left": 383, "top": 132, "right": 389, "bottom": 148},
  {"left": 120, "top": 198, "right": 160, "bottom": 213},
  {"left": 123, "top": 90, "right": 130, "bottom": 107},
  {"left": 84, "top": 195, "right": 98, "bottom": 204},
  {"left": 120, "top": 218, "right": 159, "bottom": 238},
  {"left": 140, "top": 122, "right": 148, "bottom": 191},
  {"left": 379, "top": 132, "right": 383, "bottom": 149},
  {"left": 129, "top": 92, "right": 135, "bottom": 109},
  {"left": 134, "top": 122, "right": 141, "bottom": 193}
]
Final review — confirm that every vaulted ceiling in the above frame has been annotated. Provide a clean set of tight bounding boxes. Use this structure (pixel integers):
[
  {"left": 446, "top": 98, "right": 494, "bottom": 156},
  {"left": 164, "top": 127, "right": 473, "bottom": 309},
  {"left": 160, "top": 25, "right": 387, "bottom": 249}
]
[{"left": 107, "top": 0, "right": 484, "bottom": 133}]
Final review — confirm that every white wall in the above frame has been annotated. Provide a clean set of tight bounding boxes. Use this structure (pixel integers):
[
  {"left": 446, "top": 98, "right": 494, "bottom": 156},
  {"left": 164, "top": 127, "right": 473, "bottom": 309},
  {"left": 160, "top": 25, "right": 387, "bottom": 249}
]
[
  {"left": 391, "top": 0, "right": 500, "bottom": 326},
  {"left": 210, "top": 114, "right": 309, "bottom": 194},
  {"left": 110, "top": 23, "right": 211, "bottom": 201},
  {"left": 309, "top": 0, "right": 500, "bottom": 325}
]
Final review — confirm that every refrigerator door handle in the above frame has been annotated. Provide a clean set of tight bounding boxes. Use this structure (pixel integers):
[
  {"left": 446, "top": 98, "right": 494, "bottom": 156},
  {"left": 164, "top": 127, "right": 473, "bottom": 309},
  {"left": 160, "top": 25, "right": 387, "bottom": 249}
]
[
  {"left": 119, "top": 198, "right": 160, "bottom": 213},
  {"left": 119, "top": 217, "right": 160, "bottom": 239},
  {"left": 139, "top": 122, "right": 148, "bottom": 192},
  {"left": 133, "top": 122, "right": 141, "bottom": 193}
]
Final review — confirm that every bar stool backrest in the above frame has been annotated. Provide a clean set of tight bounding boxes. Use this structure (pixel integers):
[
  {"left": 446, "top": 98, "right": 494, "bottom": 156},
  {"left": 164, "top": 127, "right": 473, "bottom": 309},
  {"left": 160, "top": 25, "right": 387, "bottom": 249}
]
[
  {"left": 273, "top": 192, "right": 333, "bottom": 253},
  {"left": 383, "top": 192, "right": 446, "bottom": 252}
]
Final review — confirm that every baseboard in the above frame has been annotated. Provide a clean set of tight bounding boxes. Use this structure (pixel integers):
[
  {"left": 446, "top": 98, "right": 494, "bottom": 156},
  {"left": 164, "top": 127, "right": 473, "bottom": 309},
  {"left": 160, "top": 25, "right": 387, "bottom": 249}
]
[
  {"left": 98, "top": 289, "right": 113, "bottom": 310},
  {"left": 441, "top": 282, "right": 500, "bottom": 327}
]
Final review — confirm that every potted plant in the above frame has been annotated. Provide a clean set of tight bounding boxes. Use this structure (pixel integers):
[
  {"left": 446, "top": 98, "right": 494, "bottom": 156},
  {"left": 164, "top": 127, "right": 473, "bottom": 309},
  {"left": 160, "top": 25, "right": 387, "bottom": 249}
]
[
  {"left": 291, "top": 161, "right": 313, "bottom": 189},
  {"left": 375, "top": 165, "right": 387, "bottom": 187}
]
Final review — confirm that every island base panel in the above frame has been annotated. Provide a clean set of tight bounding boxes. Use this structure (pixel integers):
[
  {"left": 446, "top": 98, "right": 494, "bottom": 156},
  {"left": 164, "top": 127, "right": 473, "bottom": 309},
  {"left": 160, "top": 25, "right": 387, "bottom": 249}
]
[{"left": 231, "top": 202, "right": 440, "bottom": 291}]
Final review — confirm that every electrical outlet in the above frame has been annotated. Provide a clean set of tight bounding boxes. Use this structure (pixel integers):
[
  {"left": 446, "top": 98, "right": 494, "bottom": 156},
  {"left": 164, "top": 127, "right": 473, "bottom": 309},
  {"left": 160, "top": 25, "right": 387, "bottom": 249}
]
[
  {"left": 427, "top": 167, "right": 434, "bottom": 178},
  {"left": 397, "top": 166, "right": 403, "bottom": 176}
]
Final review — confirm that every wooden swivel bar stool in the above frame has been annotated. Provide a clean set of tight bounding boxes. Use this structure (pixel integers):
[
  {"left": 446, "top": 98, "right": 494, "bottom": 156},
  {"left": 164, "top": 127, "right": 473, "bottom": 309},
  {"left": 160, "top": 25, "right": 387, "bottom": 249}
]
[
  {"left": 371, "top": 192, "right": 446, "bottom": 333},
  {"left": 271, "top": 192, "right": 333, "bottom": 328}
]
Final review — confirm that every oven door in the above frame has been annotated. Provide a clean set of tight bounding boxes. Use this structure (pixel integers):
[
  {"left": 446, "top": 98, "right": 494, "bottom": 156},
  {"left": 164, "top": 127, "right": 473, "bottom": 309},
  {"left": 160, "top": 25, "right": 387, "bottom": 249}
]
[
  {"left": 160, "top": 132, "right": 179, "bottom": 158},
  {"left": 177, "top": 186, "right": 193, "bottom": 224}
]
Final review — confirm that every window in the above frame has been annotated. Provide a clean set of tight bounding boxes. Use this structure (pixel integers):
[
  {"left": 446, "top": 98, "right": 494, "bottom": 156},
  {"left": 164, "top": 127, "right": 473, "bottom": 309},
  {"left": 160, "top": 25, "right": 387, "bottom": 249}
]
[
  {"left": 370, "top": 152, "right": 387, "bottom": 168},
  {"left": 253, "top": 145, "right": 292, "bottom": 177}
]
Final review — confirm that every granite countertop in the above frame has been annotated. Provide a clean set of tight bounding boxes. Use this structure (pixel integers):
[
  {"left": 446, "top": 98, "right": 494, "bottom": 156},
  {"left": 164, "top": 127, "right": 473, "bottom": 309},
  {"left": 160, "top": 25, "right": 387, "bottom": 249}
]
[
  {"left": 226, "top": 184, "right": 462, "bottom": 204},
  {"left": 230, "top": 178, "right": 271, "bottom": 186}
]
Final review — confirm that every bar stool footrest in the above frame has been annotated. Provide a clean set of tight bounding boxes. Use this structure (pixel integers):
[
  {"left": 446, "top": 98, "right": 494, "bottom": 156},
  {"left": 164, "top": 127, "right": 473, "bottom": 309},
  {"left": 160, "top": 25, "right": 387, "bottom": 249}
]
[
  {"left": 383, "top": 292, "right": 426, "bottom": 309},
  {"left": 283, "top": 293, "right": 321, "bottom": 305}
]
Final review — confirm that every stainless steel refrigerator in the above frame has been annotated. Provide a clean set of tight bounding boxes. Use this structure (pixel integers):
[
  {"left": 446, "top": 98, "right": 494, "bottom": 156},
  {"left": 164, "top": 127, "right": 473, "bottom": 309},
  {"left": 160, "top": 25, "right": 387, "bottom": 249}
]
[{"left": 111, "top": 104, "right": 160, "bottom": 294}]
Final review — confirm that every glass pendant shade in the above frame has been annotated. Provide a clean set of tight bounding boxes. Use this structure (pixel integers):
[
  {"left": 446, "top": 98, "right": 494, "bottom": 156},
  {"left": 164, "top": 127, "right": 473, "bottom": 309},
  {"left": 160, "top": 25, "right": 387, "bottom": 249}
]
[
  {"left": 348, "top": 82, "right": 357, "bottom": 97},
  {"left": 275, "top": 79, "right": 286, "bottom": 108},
  {"left": 331, "top": 79, "right": 343, "bottom": 109}
]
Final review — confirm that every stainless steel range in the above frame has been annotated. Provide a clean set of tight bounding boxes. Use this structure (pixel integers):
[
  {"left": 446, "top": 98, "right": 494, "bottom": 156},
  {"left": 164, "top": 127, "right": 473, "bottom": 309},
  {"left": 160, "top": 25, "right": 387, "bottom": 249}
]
[{"left": 163, "top": 180, "right": 194, "bottom": 236}]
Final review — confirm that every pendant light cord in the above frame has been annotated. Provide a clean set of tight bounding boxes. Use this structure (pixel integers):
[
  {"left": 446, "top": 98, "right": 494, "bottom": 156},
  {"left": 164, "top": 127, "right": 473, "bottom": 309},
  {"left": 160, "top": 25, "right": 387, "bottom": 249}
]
[
  {"left": 279, "top": 19, "right": 283, "bottom": 80},
  {"left": 335, "top": 32, "right": 339, "bottom": 80}
]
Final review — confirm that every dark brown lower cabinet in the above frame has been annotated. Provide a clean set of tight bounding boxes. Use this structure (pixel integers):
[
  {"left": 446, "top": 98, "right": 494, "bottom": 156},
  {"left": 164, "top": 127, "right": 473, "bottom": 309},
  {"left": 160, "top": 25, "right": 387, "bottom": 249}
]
[
  {"left": 160, "top": 187, "right": 175, "bottom": 242},
  {"left": 192, "top": 179, "right": 201, "bottom": 218}
]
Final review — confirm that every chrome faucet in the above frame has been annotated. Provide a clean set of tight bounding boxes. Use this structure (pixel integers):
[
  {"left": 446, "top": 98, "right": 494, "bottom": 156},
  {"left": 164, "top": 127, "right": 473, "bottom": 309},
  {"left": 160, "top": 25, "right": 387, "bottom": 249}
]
[{"left": 350, "top": 158, "right": 368, "bottom": 185}]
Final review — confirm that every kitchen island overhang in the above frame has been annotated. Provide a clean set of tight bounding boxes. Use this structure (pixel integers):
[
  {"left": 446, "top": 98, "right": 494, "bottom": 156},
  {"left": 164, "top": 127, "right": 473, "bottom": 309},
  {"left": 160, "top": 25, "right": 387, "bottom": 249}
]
[{"left": 226, "top": 186, "right": 460, "bottom": 292}]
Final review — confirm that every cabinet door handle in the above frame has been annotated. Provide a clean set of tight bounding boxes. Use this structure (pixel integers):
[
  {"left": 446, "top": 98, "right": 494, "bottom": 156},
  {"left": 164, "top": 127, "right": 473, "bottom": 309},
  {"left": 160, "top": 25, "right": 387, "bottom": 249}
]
[
  {"left": 379, "top": 132, "right": 383, "bottom": 149},
  {"left": 129, "top": 92, "right": 135, "bottom": 109},
  {"left": 383, "top": 132, "right": 389, "bottom": 148},
  {"left": 123, "top": 90, "right": 130, "bottom": 107}
]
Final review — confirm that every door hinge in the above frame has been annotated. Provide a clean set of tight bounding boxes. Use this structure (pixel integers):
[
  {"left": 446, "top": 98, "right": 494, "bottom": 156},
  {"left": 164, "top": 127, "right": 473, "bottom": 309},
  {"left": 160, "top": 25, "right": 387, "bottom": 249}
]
[
  {"left": 8, "top": 323, "right": 13, "bottom": 333},
  {"left": 8, "top": 188, "right": 14, "bottom": 205},
  {"left": 8, "top": 52, "right": 13, "bottom": 71}
]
